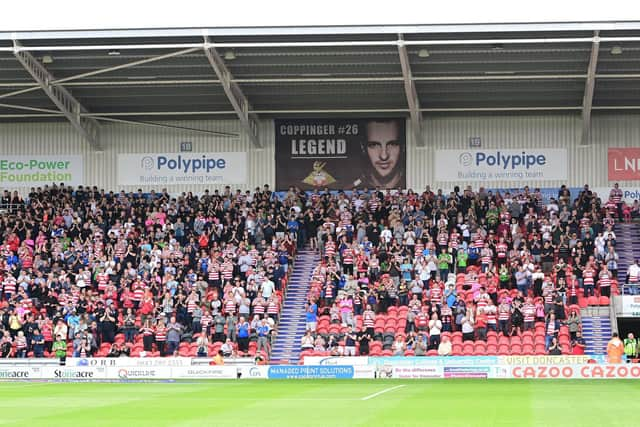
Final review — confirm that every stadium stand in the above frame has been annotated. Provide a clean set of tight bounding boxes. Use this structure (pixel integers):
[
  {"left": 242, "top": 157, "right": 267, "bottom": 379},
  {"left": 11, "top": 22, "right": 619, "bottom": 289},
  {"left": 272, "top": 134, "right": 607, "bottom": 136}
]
[
  {"left": 0, "top": 183, "right": 633, "bottom": 363},
  {"left": 293, "top": 185, "right": 629, "bottom": 363},
  {"left": 0, "top": 185, "right": 297, "bottom": 360}
]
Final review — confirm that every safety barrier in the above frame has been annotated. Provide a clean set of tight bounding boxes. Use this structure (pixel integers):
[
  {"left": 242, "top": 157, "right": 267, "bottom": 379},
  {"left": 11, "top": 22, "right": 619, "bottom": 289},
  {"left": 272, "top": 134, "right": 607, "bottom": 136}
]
[{"left": 0, "top": 357, "right": 635, "bottom": 380}]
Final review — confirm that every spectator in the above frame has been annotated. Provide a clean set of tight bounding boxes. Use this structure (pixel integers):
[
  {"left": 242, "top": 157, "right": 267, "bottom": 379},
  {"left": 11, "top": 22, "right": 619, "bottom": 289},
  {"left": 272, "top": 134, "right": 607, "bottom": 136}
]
[
  {"left": 548, "top": 337, "right": 562, "bottom": 355},
  {"left": 139, "top": 320, "right": 154, "bottom": 353},
  {"left": 154, "top": 319, "right": 167, "bottom": 356},
  {"left": 461, "top": 317, "right": 475, "bottom": 342},
  {"left": 610, "top": 183, "right": 623, "bottom": 220},
  {"left": 344, "top": 327, "right": 357, "bottom": 356},
  {"left": 358, "top": 330, "right": 372, "bottom": 356},
  {"left": 220, "top": 338, "right": 234, "bottom": 357},
  {"left": 31, "top": 328, "right": 45, "bottom": 358},
  {"left": 428, "top": 313, "right": 442, "bottom": 350},
  {"left": 437, "top": 335, "right": 452, "bottom": 356},
  {"left": 567, "top": 310, "right": 581, "bottom": 341},
  {"left": 475, "top": 309, "right": 487, "bottom": 341},
  {"left": 52, "top": 334, "right": 67, "bottom": 364},
  {"left": 236, "top": 316, "right": 250, "bottom": 355},
  {"left": 256, "top": 319, "right": 270, "bottom": 356},
  {"left": 301, "top": 330, "right": 314, "bottom": 352},
  {"left": 196, "top": 334, "right": 209, "bottom": 358},
  {"left": 392, "top": 335, "right": 405, "bottom": 356},
  {"left": 545, "top": 313, "right": 560, "bottom": 351},
  {"left": 572, "top": 331, "right": 586, "bottom": 355},
  {"left": 107, "top": 343, "right": 121, "bottom": 358},
  {"left": 122, "top": 308, "right": 137, "bottom": 344},
  {"left": 627, "top": 260, "right": 640, "bottom": 294},
  {"left": 413, "top": 332, "right": 428, "bottom": 356},
  {"left": 15, "top": 331, "right": 27, "bottom": 358},
  {"left": 305, "top": 301, "right": 318, "bottom": 332},
  {"left": 166, "top": 317, "right": 183, "bottom": 357},
  {"left": 0, "top": 331, "right": 11, "bottom": 358}
]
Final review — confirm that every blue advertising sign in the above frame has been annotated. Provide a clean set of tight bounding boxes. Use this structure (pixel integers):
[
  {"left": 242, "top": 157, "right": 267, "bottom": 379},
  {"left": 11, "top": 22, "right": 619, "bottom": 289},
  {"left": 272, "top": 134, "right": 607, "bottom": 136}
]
[{"left": 267, "top": 365, "right": 355, "bottom": 379}]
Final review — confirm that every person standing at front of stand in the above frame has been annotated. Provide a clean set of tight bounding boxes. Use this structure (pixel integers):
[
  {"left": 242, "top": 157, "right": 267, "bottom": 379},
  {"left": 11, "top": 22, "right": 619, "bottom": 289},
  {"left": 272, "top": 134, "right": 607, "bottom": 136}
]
[
  {"left": 624, "top": 333, "right": 638, "bottom": 362},
  {"left": 52, "top": 334, "right": 67, "bottom": 365}
]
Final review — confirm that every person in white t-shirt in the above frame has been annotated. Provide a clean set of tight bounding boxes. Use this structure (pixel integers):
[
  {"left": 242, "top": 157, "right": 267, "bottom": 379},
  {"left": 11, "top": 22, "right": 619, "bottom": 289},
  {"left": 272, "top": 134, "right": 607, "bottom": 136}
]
[
  {"left": 261, "top": 278, "right": 275, "bottom": 299},
  {"left": 428, "top": 313, "right": 442, "bottom": 350},
  {"left": 627, "top": 260, "right": 640, "bottom": 294}
]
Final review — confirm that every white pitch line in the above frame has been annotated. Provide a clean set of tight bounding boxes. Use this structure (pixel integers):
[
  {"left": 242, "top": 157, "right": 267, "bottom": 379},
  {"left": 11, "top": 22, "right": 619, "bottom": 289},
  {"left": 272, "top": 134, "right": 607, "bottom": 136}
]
[{"left": 360, "top": 384, "right": 406, "bottom": 401}]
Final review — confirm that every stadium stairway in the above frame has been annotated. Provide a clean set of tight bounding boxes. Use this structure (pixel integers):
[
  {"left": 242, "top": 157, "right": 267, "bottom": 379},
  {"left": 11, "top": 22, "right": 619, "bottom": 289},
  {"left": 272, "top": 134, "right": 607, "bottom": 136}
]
[
  {"left": 580, "top": 312, "right": 611, "bottom": 355},
  {"left": 615, "top": 222, "right": 640, "bottom": 290},
  {"left": 271, "top": 248, "right": 320, "bottom": 364}
]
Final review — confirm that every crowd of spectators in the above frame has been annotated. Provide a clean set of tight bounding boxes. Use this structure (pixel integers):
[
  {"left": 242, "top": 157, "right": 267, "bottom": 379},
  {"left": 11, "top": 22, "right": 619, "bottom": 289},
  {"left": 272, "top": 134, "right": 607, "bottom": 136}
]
[
  {"left": 0, "top": 182, "right": 636, "bottom": 361},
  {"left": 0, "top": 184, "right": 301, "bottom": 359},
  {"left": 295, "top": 183, "right": 634, "bottom": 358}
]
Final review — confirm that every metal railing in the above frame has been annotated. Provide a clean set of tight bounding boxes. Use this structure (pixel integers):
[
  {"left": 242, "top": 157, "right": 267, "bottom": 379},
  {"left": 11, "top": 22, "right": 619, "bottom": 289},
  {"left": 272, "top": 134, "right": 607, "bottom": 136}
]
[
  {"left": 0, "top": 203, "right": 23, "bottom": 215},
  {"left": 620, "top": 284, "right": 640, "bottom": 295}
]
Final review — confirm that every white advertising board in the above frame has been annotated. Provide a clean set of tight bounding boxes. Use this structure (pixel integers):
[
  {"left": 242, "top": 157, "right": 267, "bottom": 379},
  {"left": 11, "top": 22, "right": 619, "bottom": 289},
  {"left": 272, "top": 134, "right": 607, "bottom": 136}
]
[
  {"left": 435, "top": 149, "right": 567, "bottom": 182},
  {"left": 171, "top": 366, "right": 237, "bottom": 379},
  {"left": 117, "top": 152, "right": 247, "bottom": 186},
  {"left": 390, "top": 366, "right": 444, "bottom": 379},
  {"left": 621, "top": 296, "right": 640, "bottom": 317},
  {"left": 0, "top": 155, "right": 83, "bottom": 187}
]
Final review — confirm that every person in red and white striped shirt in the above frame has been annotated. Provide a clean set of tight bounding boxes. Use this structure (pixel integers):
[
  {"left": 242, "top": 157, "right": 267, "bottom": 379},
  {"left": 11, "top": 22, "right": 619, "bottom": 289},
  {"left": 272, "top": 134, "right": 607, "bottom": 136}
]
[
  {"left": 610, "top": 183, "right": 623, "bottom": 220},
  {"left": 430, "top": 281, "right": 443, "bottom": 307},
  {"left": 598, "top": 266, "right": 612, "bottom": 298},
  {"left": 583, "top": 264, "right": 596, "bottom": 297},
  {"left": 2, "top": 275, "right": 16, "bottom": 299},
  {"left": 498, "top": 300, "right": 511, "bottom": 336},
  {"left": 522, "top": 299, "right": 536, "bottom": 331},
  {"left": 154, "top": 319, "right": 167, "bottom": 356},
  {"left": 266, "top": 296, "right": 279, "bottom": 321},
  {"left": 362, "top": 305, "right": 376, "bottom": 336}
]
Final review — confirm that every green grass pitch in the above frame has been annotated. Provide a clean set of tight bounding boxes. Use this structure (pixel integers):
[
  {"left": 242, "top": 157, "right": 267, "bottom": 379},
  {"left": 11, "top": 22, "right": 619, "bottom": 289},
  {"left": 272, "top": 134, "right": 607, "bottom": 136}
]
[{"left": 0, "top": 379, "right": 636, "bottom": 427}]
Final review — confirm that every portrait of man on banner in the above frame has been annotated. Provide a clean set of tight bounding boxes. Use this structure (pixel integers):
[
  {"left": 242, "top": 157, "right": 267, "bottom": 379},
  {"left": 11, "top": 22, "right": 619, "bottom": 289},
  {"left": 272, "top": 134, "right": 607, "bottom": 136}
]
[
  {"left": 354, "top": 119, "right": 406, "bottom": 189},
  {"left": 275, "top": 118, "right": 406, "bottom": 191}
]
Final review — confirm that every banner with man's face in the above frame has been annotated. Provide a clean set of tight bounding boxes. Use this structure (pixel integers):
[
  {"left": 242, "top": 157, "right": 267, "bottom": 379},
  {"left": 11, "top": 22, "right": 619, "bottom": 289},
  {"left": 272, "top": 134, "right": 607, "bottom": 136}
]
[{"left": 275, "top": 118, "right": 407, "bottom": 191}]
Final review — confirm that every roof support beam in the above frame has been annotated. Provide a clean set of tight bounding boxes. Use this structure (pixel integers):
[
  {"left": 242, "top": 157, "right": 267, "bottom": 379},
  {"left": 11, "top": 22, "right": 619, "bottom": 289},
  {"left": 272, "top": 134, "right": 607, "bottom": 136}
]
[
  {"left": 581, "top": 31, "right": 600, "bottom": 146},
  {"left": 12, "top": 40, "right": 102, "bottom": 150},
  {"left": 1, "top": 47, "right": 199, "bottom": 101},
  {"left": 397, "top": 34, "right": 424, "bottom": 147},
  {"left": 203, "top": 37, "right": 261, "bottom": 148}
]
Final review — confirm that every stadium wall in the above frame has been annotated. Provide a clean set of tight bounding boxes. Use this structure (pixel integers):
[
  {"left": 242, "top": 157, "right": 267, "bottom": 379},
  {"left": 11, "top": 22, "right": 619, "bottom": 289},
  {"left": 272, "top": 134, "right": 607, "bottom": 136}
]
[
  {"left": 410, "top": 113, "right": 640, "bottom": 191},
  {"left": 0, "top": 119, "right": 275, "bottom": 194},
  {"left": 0, "top": 113, "right": 639, "bottom": 194}
]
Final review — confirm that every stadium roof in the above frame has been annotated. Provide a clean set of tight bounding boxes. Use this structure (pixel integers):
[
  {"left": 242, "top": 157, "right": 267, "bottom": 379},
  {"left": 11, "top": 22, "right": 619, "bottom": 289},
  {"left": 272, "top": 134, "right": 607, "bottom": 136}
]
[{"left": 1, "top": 21, "right": 640, "bottom": 147}]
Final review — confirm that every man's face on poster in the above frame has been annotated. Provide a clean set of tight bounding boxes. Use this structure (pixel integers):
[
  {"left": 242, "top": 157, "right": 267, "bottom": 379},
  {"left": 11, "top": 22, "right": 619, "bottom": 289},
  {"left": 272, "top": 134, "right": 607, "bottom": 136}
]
[{"left": 366, "top": 121, "right": 401, "bottom": 181}]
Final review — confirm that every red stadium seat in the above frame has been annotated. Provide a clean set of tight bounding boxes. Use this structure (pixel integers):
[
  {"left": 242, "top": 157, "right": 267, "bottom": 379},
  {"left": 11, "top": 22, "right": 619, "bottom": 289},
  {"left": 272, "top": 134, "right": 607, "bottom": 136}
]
[{"left": 599, "top": 296, "right": 610, "bottom": 306}]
